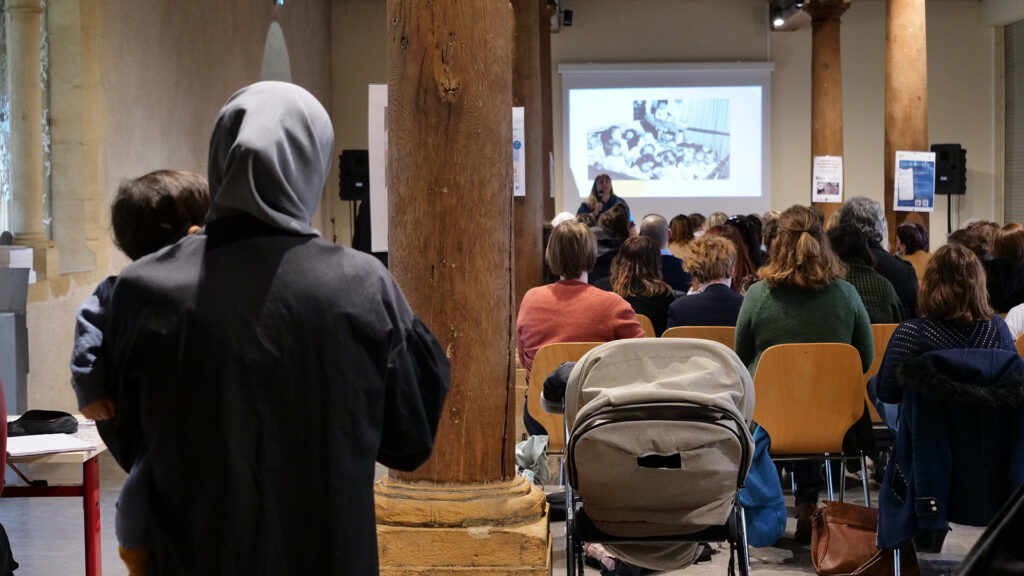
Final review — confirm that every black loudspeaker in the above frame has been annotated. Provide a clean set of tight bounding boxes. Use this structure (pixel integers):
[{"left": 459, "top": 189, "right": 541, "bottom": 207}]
[
  {"left": 931, "top": 143, "right": 966, "bottom": 195},
  {"left": 339, "top": 150, "right": 369, "bottom": 201}
]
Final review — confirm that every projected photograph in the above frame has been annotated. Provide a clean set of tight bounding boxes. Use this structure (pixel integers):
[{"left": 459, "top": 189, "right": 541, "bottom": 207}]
[{"left": 586, "top": 98, "right": 731, "bottom": 182}]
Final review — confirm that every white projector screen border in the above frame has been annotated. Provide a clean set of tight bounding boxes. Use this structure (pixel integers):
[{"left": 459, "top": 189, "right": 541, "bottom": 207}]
[{"left": 558, "top": 62, "right": 774, "bottom": 223}]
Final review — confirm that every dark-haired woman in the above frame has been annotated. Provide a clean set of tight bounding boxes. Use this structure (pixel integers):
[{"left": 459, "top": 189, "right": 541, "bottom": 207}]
[
  {"left": 872, "top": 243, "right": 1017, "bottom": 552},
  {"left": 609, "top": 236, "right": 682, "bottom": 336},
  {"left": 828, "top": 224, "right": 905, "bottom": 324}
]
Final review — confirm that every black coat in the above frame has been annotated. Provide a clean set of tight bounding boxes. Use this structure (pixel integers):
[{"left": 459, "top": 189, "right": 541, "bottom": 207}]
[
  {"left": 105, "top": 217, "right": 450, "bottom": 575},
  {"left": 661, "top": 253, "right": 692, "bottom": 293},
  {"left": 666, "top": 284, "right": 744, "bottom": 329},
  {"left": 870, "top": 241, "right": 919, "bottom": 318}
]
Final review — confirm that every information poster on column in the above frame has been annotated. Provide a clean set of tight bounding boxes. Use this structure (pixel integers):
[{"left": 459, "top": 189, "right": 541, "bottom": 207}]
[
  {"left": 811, "top": 156, "right": 843, "bottom": 203},
  {"left": 369, "top": 84, "right": 389, "bottom": 253},
  {"left": 893, "top": 150, "right": 936, "bottom": 212},
  {"left": 513, "top": 107, "right": 525, "bottom": 197}
]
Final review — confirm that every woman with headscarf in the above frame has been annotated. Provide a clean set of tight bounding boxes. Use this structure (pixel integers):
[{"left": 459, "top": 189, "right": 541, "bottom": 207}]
[{"left": 104, "top": 82, "right": 450, "bottom": 574}]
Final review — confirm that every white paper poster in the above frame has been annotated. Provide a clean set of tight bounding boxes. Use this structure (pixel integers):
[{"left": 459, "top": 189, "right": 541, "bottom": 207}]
[
  {"left": 368, "top": 84, "right": 389, "bottom": 253},
  {"left": 513, "top": 107, "right": 525, "bottom": 197},
  {"left": 811, "top": 156, "right": 843, "bottom": 203},
  {"left": 893, "top": 150, "right": 936, "bottom": 212}
]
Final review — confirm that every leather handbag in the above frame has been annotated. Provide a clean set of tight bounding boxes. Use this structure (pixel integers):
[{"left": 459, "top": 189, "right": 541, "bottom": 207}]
[{"left": 811, "top": 500, "right": 919, "bottom": 576}]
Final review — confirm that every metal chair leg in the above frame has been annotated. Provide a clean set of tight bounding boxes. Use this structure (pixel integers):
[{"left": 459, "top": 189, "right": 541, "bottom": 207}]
[
  {"left": 893, "top": 547, "right": 902, "bottom": 576},
  {"left": 861, "top": 452, "right": 871, "bottom": 507},
  {"left": 825, "top": 454, "right": 835, "bottom": 501},
  {"left": 737, "top": 505, "right": 751, "bottom": 576},
  {"left": 839, "top": 459, "right": 847, "bottom": 502}
]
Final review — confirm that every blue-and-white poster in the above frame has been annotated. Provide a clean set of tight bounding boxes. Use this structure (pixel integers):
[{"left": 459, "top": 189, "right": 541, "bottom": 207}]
[{"left": 893, "top": 150, "right": 935, "bottom": 212}]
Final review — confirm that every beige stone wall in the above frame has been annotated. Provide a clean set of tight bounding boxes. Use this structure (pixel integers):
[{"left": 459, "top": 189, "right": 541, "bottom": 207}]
[
  {"left": 26, "top": 0, "right": 332, "bottom": 411},
  {"left": 328, "top": 0, "right": 387, "bottom": 247}
]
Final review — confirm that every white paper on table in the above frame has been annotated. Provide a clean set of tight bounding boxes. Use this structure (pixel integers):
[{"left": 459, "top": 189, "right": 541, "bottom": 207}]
[{"left": 6, "top": 433, "right": 96, "bottom": 457}]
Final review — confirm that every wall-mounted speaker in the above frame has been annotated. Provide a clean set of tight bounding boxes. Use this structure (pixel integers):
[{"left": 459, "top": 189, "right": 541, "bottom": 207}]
[
  {"left": 338, "top": 150, "right": 369, "bottom": 202},
  {"left": 931, "top": 143, "right": 966, "bottom": 196}
]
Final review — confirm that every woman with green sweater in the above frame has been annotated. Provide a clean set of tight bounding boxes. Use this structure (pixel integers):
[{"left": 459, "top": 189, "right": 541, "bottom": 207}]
[{"left": 735, "top": 204, "right": 873, "bottom": 543}]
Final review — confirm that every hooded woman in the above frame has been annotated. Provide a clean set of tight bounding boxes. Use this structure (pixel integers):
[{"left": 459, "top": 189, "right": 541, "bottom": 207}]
[{"left": 104, "top": 82, "right": 450, "bottom": 574}]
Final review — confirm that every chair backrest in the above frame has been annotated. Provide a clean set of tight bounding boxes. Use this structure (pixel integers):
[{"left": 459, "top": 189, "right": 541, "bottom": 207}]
[
  {"left": 752, "top": 343, "right": 865, "bottom": 455},
  {"left": 662, "top": 325, "right": 736, "bottom": 350},
  {"left": 528, "top": 342, "right": 603, "bottom": 451},
  {"left": 1016, "top": 333, "right": 1024, "bottom": 359},
  {"left": 635, "top": 314, "right": 655, "bottom": 338},
  {"left": 864, "top": 324, "right": 899, "bottom": 423}
]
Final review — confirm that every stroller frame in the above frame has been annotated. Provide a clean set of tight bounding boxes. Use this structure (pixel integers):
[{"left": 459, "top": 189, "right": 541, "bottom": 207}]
[{"left": 563, "top": 402, "right": 753, "bottom": 576}]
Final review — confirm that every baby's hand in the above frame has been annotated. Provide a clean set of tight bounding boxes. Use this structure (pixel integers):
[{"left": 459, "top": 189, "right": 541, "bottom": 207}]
[{"left": 81, "top": 398, "right": 116, "bottom": 421}]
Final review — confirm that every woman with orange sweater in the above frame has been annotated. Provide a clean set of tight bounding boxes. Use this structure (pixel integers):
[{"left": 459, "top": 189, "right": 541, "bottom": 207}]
[{"left": 516, "top": 219, "right": 645, "bottom": 433}]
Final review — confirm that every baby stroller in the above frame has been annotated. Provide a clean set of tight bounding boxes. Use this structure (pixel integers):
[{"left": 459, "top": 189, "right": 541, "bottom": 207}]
[{"left": 562, "top": 339, "right": 755, "bottom": 575}]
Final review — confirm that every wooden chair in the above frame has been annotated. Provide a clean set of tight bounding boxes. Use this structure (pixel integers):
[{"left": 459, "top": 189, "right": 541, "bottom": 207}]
[
  {"left": 635, "top": 314, "right": 655, "bottom": 338},
  {"left": 526, "top": 342, "right": 603, "bottom": 455},
  {"left": 864, "top": 324, "right": 899, "bottom": 424},
  {"left": 1016, "top": 333, "right": 1024, "bottom": 359},
  {"left": 753, "top": 343, "right": 870, "bottom": 504},
  {"left": 662, "top": 325, "right": 736, "bottom": 350}
]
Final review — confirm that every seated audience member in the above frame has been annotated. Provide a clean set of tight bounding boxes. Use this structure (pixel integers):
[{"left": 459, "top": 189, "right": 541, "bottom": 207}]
[
  {"left": 1007, "top": 300, "right": 1024, "bottom": 340},
  {"left": 828, "top": 224, "right": 906, "bottom": 324},
  {"left": 71, "top": 170, "right": 210, "bottom": 574},
  {"left": 967, "top": 220, "right": 1001, "bottom": 255},
  {"left": 517, "top": 219, "right": 645, "bottom": 433},
  {"left": 103, "top": 82, "right": 450, "bottom": 574},
  {"left": 705, "top": 211, "right": 728, "bottom": 231},
  {"left": 590, "top": 203, "right": 631, "bottom": 287},
  {"left": 762, "top": 211, "right": 780, "bottom": 263},
  {"left": 639, "top": 214, "right": 691, "bottom": 292},
  {"left": 948, "top": 227, "right": 992, "bottom": 262},
  {"left": 667, "top": 214, "right": 695, "bottom": 260},
  {"left": 609, "top": 236, "right": 682, "bottom": 336},
  {"left": 984, "top": 226, "right": 1024, "bottom": 312},
  {"left": 725, "top": 214, "right": 763, "bottom": 268},
  {"left": 871, "top": 243, "right": 1017, "bottom": 551},
  {"left": 577, "top": 173, "right": 631, "bottom": 221},
  {"left": 735, "top": 205, "right": 873, "bottom": 544},
  {"left": 688, "top": 213, "right": 706, "bottom": 237},
  {"left": 705, "top": 225, "right": 757, "bottom": 294},
  {"left": 839, "top": 196, "right": 919, "bottom": 318},
  {"left": 824, "top": 210, "right": 841, "bottom": 231},
  {"left": 895, "top": 222, "right": 931, "bottom": 287},
  {"left": 667, "top": 236, "right": 744, "bottom": 328}
]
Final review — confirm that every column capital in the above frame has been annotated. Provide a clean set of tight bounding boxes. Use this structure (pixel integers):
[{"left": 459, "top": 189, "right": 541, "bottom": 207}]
[
  {"left": 804, "top": 0, "right": 851, "bottom": 22},
  {"left": 5, "top": 0, "right": 44, "bottom": 15}
]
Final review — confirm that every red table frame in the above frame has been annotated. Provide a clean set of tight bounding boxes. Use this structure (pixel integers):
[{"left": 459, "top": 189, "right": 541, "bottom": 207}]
[{"left": 3, "top": 452, "right": 103, "bottom": 576}]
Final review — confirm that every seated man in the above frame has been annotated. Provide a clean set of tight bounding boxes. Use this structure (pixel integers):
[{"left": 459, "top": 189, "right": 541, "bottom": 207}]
[{"left": 639, "top": 214, "right": 692, "bottom": 292}]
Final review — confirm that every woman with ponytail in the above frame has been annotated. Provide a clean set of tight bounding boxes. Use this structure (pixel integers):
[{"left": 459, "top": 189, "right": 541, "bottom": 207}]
[{"left": 734, "top": 204, "right": 874, "bottom": 544}]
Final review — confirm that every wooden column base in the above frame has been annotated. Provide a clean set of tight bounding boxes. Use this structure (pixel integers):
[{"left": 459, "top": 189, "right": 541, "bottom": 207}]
[{"left": 375, "top": 475, "right": 550, "bottom": 575}]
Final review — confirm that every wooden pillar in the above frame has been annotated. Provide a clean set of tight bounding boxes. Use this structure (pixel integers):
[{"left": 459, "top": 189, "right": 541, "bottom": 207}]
[
  {"left": 540, "top": 1, "right": 555, "bottom": 221},
  {"left": 807, "top": 0, "right": 850, "bottom": 224},
  {"left": 8, "top": 0, "right": 58, "bottom": 278},
  {"left": 513, "top": 0, "right": 545, "bottom": 310},
  {"left": 884, "top": 0, "right": 929, "bottom": 245},
  {"left": 377, "top": 2, "right": 548, "bottom": 574}
]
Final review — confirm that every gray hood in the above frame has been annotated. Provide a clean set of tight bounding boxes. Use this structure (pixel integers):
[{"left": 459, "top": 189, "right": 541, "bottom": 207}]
[{"left": 207, "top": 81, "right": 333, "bottom": 235}]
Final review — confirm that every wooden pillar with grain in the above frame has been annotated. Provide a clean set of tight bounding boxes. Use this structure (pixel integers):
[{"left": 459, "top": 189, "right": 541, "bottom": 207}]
[
  {"left": 541, "top": 0, "right": 555, "bottom": 221},
  {"left": 513, "top": 0, "right": 546, "bottom": 310},
  {"left": 376, "top": 2, "right": 549, "bottom": 575},
  {"left": 807, "top": 0, "right": 850, "bottom": 225},
  {"left": 884, "top": 0, "right": 929, "bottom": 245}
]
